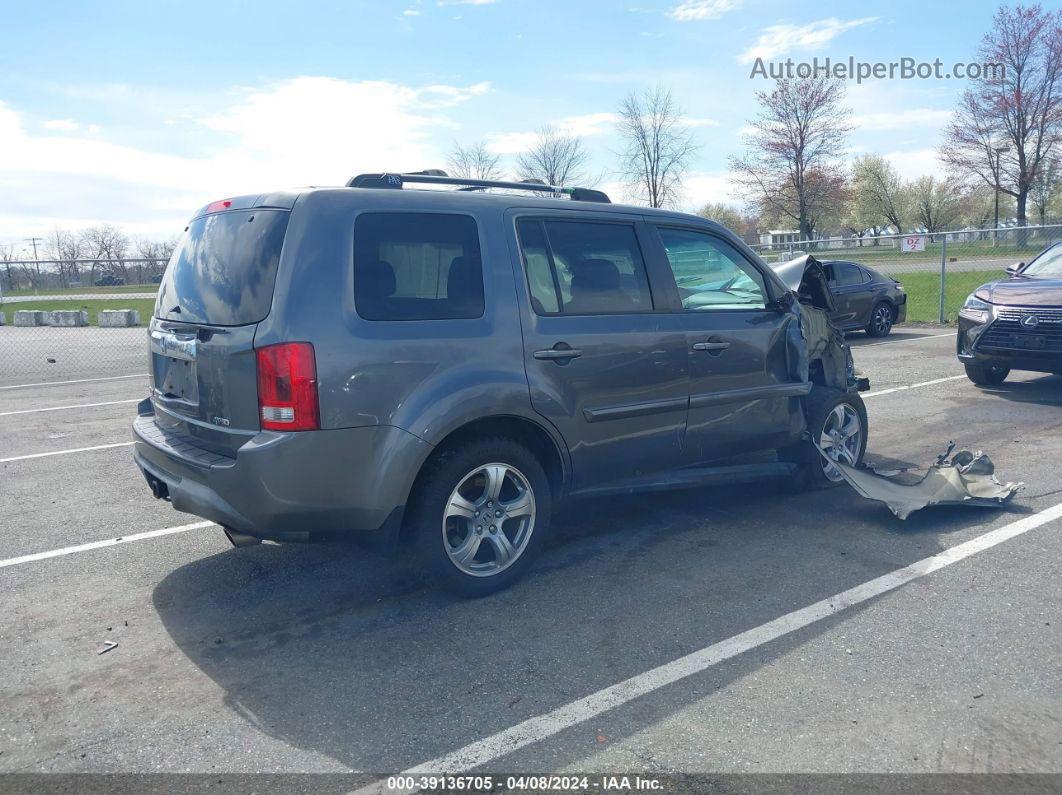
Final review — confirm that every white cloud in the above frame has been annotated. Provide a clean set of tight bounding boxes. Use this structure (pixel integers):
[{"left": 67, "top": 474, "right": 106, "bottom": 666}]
[
  {"left": 42, "top": 119, "right": 79, "bottom": 131},
  {"left": 883, "top": 148, "right": 945, "bottom": 181},
  {"left": 403, "top": 9, "right": 421, "bottom": 16},
  {"left": 0, "top": 77, "right": 490, "bottom": 238},
  {"left": 437, "top": 0, "right": 496, "bottom": 5},
  {"left": 739, "top": 17, "right": 877, "bottom": 63},
  {"left": 671, "top": 0, "right": 743, "bottom": 21},
  {"left": 484, "top": 131, "right": 539, "bottom": 154},
  {"left": 680, "top": 172, "right": 742, "bottom": 209},
  {"left": 486, "top": 112, "right": 619, "bottom": 154},
  {"left": 852, "top": 108, "right": 952, "bottom": 131}
]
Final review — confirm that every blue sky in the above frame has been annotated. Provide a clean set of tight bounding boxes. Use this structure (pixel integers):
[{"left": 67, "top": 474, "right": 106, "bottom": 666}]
[{"left": 0, "top": 0, "right": 1005, "bottom": 247}]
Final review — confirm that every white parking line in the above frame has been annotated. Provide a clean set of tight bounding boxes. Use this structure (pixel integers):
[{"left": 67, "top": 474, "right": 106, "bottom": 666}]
[
  {"left": 0, "top": 374, "right": 146, "bottom": 391},
  {"left": 860, "top": 332, "right": 955, "bottom": 347},
  {"left": 0, "top": 441, "right": 134, "bottom": 464},
  {"left": 359, "top": 501, "right": 1062, "bottom": 789},
  {"left": 0, "top": 399, "right": 141, "bottom": 417},
  {"left": 862, "top": 374, "right": 966, "bottom": 399},
  {"left": 0, "top": 521, "right": 214, "bottom": 569}
]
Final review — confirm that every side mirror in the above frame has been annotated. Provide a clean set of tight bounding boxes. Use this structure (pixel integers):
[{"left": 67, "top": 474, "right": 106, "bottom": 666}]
[{"left": 1006, "top": 261, "right": 1024, "bottom": 275}]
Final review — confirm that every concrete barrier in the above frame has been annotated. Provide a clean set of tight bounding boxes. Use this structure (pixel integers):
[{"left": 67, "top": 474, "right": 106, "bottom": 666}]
[
  {"left": 49, "top": 310, "right": 89, "bottom": 327},
  {"left": 13, "top": 310, "right": 50, "bottom": 326},
  {"left": 98, "top": 309, "right": 141, "bottom": 327}
]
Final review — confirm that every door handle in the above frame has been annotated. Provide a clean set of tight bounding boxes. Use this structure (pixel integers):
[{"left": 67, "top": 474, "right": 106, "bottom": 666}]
[
  {"left": 692, "top": 341, "right": 731, "bottom": 352},
  {"left": 534, "top": 346, "right": 582, "bottom": 361}
]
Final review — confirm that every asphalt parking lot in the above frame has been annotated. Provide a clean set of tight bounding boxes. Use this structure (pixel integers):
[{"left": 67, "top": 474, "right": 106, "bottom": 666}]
[{"left": 1, "top": 328, "right": 1060, "bottom": 786}]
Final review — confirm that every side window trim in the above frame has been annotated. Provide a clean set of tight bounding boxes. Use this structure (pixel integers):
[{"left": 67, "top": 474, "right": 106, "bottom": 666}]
[{"left": 649, "top": 223, "right": 776, "bottom": 313}]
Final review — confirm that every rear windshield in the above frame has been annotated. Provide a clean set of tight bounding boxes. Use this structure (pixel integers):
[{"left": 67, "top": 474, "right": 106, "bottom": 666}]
[{"left": 156, "top": 209, "right": 289, "bottom": 326}]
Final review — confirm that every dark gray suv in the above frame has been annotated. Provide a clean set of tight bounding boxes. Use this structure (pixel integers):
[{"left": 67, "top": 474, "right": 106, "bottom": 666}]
[{"left": 133, "top": 172, "right": 868, "bottom": 595}]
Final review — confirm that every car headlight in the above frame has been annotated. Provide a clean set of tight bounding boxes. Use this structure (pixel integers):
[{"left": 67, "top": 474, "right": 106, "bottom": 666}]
[{"left": 959, "top": 295, "right": 992, "bottom": 323}]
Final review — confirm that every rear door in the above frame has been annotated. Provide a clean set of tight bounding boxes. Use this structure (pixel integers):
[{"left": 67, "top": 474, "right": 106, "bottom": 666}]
[
  {"left": 149, "top": 207, "right": 290, "bottom": 456},
  {"left": 647, "top": 224, "right": 805, "bottom": 463},
  {"left": 510, "top": 213, "right": 689, "bottom": 493},
  {"left": 828, "top": 262, "right": 872, "bottom": 327}
]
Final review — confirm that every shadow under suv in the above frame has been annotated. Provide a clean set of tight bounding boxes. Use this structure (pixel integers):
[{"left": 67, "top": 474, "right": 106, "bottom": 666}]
[{"left": 133, "top": 172, "right": 869, "bottom": 595}]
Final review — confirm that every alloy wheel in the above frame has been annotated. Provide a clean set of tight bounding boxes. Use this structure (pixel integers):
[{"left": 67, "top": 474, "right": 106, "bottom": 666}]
[
  {"left": 442, "top": 463, "right": 537, "bottom": 577},
  {"left": 873, "top": 304, "right": 893, "bottom": 336},
  {"left": 818, "top": 403, "right": 863, "bottom": 482}
]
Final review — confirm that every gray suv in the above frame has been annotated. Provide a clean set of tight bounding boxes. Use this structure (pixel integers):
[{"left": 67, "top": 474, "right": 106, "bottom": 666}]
[{"left": 133, "top": 172, "right": 868, "bottom": 596}]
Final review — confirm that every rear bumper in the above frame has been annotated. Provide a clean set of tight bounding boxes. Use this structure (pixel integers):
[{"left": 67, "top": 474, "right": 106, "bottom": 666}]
[
  {"left": 894, "top": 299, "right": 907, "bottom": 325},
  {"left": 132, "top": 407, "right": 431, "bottom": 542}
]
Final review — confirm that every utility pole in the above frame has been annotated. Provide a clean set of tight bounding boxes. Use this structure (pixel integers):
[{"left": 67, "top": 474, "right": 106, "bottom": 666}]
[
  {"left": 25, "top": 236, "right": 43, "bottom": 294},
  {"left": 992, "top": 146, "right": 1009, "bottom": 246}
]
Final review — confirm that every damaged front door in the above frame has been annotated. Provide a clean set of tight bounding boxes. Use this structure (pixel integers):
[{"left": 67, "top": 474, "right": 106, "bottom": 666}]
[{"left": 649, "top": 226, "right": 806, "bottom": 462}]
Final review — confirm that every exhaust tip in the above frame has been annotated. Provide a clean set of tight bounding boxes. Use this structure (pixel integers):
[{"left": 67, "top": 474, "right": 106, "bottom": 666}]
[{"left": 223, "top": 526, "right": 262, "bottom": 548}]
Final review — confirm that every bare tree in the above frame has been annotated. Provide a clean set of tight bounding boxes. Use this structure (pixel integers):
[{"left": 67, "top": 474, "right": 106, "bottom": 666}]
[
  {"left": 1030, "top": 156, "right": 1060, "bottom": 225},
  {"left": 80, "top": 224, "right": 129, "bottom": 283},
  {"left": 941, "top": 4, "right": 1062, "bottom": 232},
  {"left": 730, "top": 77, "right": 852, "bottom": 241},
  {"left": 135, "top": 237, "right": 179, "bottom": 282},
  {"left": 616, "top": 87, "right": 698, "bottom": 207},
  {"left": 910, "top": 175, "right": 965, "bottom": 234},
  {"left": 850, "top": 155, "right": 910, "bottom": 235},
  {"left": 515, "top": 125, "right": 591, "bottom": 187},
  {"left": 447, "top": 141, "right": 505, "bottom": 181},
  {"left": 0, "top": 243, "right": 18, "bottom": 292},
  {"left": 47, "top": 228, "right": 85, "bottom": 287}
]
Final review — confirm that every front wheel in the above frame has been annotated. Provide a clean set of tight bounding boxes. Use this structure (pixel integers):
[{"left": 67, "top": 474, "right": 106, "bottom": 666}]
[
  {"left": 865, "top": 301, "right": 894, "bottom": 337},
  {"left": 780, "top": 386, "right": 868, "bottom": 490},
  {"left": 408, "top": 438, "right": 552, "bottom": 597},
  {"left": 964, "top": 363, "right": 1009, "bottom": 386}
]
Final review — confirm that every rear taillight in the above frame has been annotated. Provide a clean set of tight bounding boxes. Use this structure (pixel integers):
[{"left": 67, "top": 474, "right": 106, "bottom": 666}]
[{"left": 256, "top": 342, "right": 320, "bottom": 431}]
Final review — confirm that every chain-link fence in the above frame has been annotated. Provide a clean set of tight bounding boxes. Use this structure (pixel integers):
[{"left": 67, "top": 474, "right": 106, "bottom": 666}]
[
  {"left": 1, "top": 228, "right": 1061, "bottom": 386},
  {"left": 749, "top": 224, "right": 1062, "bottom": 325},
  {"left": 0, "top": 258, "right": 165, "bottom": 386}
]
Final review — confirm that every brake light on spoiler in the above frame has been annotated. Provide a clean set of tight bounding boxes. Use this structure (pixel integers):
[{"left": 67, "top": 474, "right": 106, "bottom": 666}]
[
  {"left": 256, "top": 343, "right": 320, "bottom": 431},
  {"left": 205, "top": 199, "right": 233, "bottom": 213}
]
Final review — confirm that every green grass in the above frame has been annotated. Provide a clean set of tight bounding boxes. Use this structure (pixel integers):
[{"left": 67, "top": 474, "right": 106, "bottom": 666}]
[
  {"left": 897, "top": 270, "right": 993, "bottom": 324},
  {"left": 4, "top": 284, "right": 158, "bottom": 296},
  {"left": 0, "top": 298, "right": 155, "bottom": 326}
]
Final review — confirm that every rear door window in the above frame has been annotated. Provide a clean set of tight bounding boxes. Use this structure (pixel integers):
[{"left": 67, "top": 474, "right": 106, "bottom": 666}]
[
  {"left": 156, "top": 209, "right": 289, "bottom": 326},
  {"left": 354, "top": 213, "right": 484, "bottom": 321},
  {"left": 516, "top": 219, "right": 653, "bottom": 315},
  {"left": 836, "top": 262, "right": 865, "bottom": 286}
]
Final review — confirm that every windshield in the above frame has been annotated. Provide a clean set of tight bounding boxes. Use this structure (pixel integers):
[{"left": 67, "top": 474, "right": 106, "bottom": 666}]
[
  {"left": 156, "top": 209, "right": 289, "bottom": 326},
  {"left": 1022, "top": 244, "right": 1062, "bottom": 277}
]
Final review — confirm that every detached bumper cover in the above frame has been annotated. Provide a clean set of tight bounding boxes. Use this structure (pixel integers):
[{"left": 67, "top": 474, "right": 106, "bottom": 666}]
[{"left": 133, "top": 411, "right": 431, "bottom": 540}]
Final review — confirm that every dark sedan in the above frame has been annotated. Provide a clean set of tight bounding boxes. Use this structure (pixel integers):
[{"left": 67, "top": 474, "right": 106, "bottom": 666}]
[
  {"left": 820, "top": 260, "right": 907, "bottom": 337},
  {"left": 957, "top": 241, "right": 1062, "bottom": 385}
]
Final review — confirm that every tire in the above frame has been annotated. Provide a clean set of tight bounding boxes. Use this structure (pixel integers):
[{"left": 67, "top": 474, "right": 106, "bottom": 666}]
[
  {"left": 865, "top": 301, "right": 894, "bottom": 337},
  {"left": 964, "top": 363, "right": 1009, "bottom": 386},
  {"left": 779, "top": 386, "right": 868, "bottom": 490},
  {"left": 407, "top": 437, "right": 552, "bottom": 597}
]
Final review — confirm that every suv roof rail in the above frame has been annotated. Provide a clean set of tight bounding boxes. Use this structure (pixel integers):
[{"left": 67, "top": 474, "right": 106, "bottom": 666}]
[{"left": 345, "top": 171, "right": 610, "bottom": 203}]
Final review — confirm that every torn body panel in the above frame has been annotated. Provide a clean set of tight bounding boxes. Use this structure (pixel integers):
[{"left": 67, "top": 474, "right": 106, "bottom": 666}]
[
  {"left": 771, "top": 254, "right": 863, "bottom": 392},
  {"left": 824, "top": 446, "right": 1023, "bottom": 519}
]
